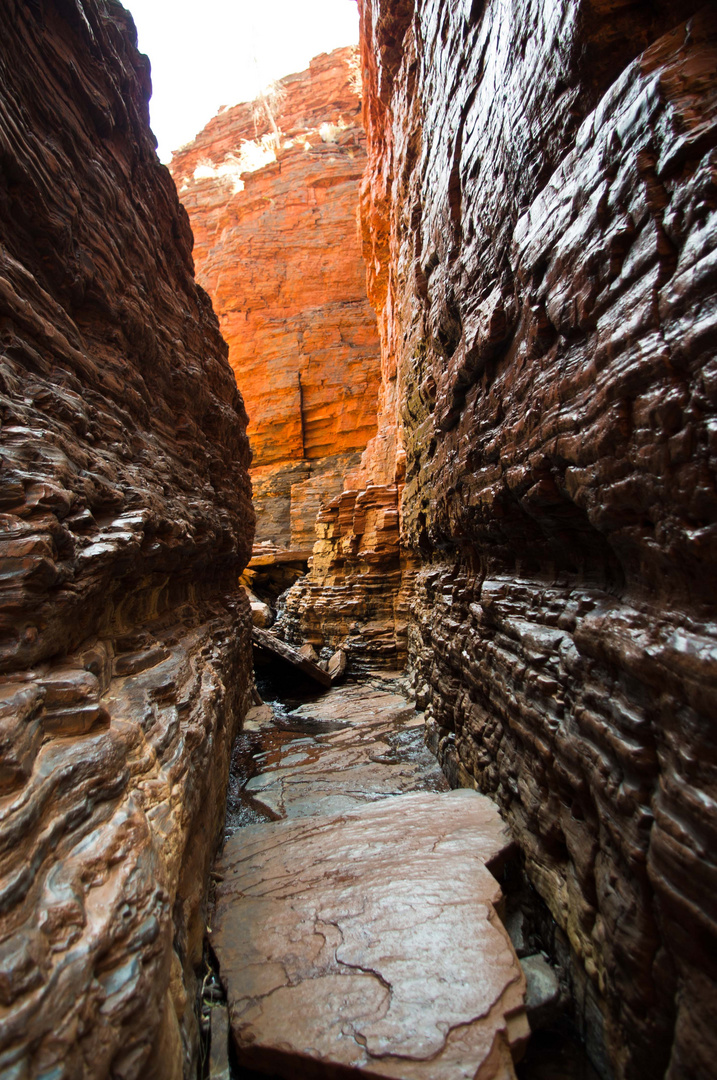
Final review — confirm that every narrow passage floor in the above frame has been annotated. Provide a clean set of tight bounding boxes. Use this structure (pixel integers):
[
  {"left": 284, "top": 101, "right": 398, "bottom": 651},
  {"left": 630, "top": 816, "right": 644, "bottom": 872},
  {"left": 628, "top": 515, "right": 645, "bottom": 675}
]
[{"left": 209, "top": 674, "right": 530, "bottom": 1079}]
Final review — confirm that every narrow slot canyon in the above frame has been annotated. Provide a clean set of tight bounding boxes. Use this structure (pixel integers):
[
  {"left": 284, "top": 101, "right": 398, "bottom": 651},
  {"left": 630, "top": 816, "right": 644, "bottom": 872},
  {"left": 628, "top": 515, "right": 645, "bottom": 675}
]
[{"left": 0, "top": 3, "right": 715, "bottom": 1080}]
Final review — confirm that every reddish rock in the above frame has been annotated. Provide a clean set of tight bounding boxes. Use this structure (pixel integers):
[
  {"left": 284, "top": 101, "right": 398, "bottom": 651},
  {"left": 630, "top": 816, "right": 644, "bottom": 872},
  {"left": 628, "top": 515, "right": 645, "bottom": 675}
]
[
  {"left": 280, "top": 481, "right": 413, "bottom": 670},
  {"left": 0, "top": 1, "right": 253, "bottom": 1076},
  {"left": 218, "top": 681, "right": 527, "bottom": 1075},
  {"left": 237, "top": 677, "right": 448, "bottom": 822},
  {"left": 215, "top": 790, "right": 528, "bottom": 1080},
  {"left": 354, "top": 2, "right": 717, "bottom": 1078},
  {"left": 170, "top": 49, "right": 381, "bottom": 552}
]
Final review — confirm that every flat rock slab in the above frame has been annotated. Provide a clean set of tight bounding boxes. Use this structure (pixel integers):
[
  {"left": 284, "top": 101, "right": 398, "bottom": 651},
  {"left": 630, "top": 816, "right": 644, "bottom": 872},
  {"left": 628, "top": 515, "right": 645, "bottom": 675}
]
[
  {"left": 214, "top": 790, "right": 528, "bottom": 1079},
  {"left": 243, "top": 682, "right": 448, "bottom": 821}
]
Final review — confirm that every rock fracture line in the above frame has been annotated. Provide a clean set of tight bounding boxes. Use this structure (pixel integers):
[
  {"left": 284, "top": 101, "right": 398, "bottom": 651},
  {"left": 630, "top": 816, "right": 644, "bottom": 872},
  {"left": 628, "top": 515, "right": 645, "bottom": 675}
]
[{"left": 211, "top": 678, "right": 529, "bottom": 1078}]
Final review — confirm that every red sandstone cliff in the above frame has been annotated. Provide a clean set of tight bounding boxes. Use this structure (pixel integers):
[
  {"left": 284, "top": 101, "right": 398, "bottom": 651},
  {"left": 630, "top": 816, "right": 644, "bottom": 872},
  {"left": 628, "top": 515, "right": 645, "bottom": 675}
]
[
  {"left": 169, "top": 49, "right": 381, "bottom": 560},
  {"left": 299, "top": 1, "right": 717, "bottom": 1077},
  {"left": 0, "top": 1, "right": 253, "bottom": 1076}
]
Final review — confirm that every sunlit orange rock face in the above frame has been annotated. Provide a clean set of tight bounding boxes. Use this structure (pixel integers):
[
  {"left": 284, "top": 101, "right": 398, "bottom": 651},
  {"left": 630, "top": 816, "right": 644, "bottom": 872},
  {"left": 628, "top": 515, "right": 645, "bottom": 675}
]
[{"left": 170, "top": 48, "right": 380, "bottom": 551}]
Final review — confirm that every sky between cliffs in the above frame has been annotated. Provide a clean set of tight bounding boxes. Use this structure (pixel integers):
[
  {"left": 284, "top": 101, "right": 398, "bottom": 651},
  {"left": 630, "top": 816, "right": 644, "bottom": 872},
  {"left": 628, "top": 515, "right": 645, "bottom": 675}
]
[{"left": 126, "top": 0, "right": 360, "bottom": 162}]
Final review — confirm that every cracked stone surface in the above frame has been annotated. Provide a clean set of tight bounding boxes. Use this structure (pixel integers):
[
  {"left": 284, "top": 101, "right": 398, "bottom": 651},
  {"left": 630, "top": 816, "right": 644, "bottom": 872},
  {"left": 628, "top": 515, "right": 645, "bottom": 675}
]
[{"left": 213, "top": 682, "right": 528, "bottom": 1078}]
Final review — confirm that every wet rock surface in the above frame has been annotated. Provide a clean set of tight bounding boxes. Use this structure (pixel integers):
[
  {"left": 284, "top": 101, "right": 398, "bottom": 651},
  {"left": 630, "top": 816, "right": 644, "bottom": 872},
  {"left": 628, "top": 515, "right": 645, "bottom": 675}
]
[
  {"left": 0, "top": 1, "right": 253, "bottom": 1076},
  {"left": 353, "top": 1, "right": 717, "bottom": 1076},
  {"left": 213, "top": 678, "right": 528, "bottom": 1079},
  {"left": 234, "top": 677, "right": 448, "bottom": 823}
]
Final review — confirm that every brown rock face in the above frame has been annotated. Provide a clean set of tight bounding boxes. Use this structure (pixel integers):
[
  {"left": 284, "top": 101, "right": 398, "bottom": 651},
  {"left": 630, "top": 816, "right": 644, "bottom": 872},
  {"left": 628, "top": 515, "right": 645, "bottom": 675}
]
[
  {"left": 0, "top": 1, "right": 253, "bottom": 1076},
  {"left": 354, "top": 2, "right": 717, "bottom": 1078},
  {"left": 169, "top": 48, "right": 381, "bottom": 553}
]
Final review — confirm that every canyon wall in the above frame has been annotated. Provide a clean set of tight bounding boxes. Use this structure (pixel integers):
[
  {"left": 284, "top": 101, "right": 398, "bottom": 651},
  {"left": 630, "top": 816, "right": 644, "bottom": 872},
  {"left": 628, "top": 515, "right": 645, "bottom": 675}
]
[
  {"left": 0, "top": 1, "right": 253, "bottom": 1077},
  {"left": 354, "top": 1, "right": 717, "bottom": 1077},
  {"left": 170, "top": 49, "right": 381, "bottom": 565}
]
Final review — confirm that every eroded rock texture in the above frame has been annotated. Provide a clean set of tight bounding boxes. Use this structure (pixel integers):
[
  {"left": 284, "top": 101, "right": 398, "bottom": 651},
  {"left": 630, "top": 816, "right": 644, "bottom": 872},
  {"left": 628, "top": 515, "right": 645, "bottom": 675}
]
[
  {"left": 274, "top": 53, "right": 417, "bottom": 669},
  {"left": 170, "top": 48, "right": 381, "bottom": 556},
  {"left": 0, "top": 1, "right": 253, "bottom": 1076},
  {"left": 356, "top": 1, "right": 717, "bottom": 1077},
  {"left": 279, "top": 480, "right": 415, "bottom": 670}
]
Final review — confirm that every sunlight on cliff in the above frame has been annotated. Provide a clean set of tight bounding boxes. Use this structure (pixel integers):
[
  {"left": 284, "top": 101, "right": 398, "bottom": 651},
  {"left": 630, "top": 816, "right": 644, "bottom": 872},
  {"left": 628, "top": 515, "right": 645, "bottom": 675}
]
[
  {"left": 319, "top": 119, "right": 350, "bottom": 143},
  {"left": 127, "top": 0, "right": 360, "bottom": 160},
  {"left": 191, "top": 135, "right": 279, "bottom": 194}
]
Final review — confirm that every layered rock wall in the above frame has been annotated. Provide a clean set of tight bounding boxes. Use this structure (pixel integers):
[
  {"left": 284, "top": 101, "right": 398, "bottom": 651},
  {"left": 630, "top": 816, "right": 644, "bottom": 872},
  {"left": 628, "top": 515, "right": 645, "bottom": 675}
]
[
  {"left": 279, "top": 482, "right": 412, "bottom": 669},
  {"left": 170, "top": 49, "right": 381, "bottom": 556},
  {"left": 0, "top": 1, "right": 253, "bottom": 1076},
  {"left": 356, "top": 1, "right": 717, "bottom": 1077}
]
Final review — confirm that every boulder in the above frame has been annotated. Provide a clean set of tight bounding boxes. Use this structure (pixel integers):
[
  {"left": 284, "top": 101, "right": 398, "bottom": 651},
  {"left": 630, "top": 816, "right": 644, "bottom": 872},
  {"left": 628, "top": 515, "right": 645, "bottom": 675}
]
[
  {"left": 520, "top": 954, "right": 563, "bottom": 1031},
  {"left": 327, "top": 648, "right": 347, "bottom": 683},
  {"left": 250, "top": 601, "right": 274, "bottom": 628},
  {"left": 251, "top": 627, "right": 332, "bottom": 688},
  {"left": 214, "top": 791, "right": 528, "bottom": 1079}
]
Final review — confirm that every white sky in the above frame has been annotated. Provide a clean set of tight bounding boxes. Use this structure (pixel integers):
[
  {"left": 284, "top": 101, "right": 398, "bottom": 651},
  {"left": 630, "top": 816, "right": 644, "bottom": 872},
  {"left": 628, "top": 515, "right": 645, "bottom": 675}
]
[{"left": 125, "top": 0, "right": 360, "bottom": 162}]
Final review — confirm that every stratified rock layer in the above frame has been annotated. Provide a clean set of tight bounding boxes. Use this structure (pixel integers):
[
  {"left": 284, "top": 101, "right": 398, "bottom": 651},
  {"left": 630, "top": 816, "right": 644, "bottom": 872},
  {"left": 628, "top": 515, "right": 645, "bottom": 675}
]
[
  {"left": 279, "top": 482, "right": 414, "bottom": 670},
  {"left": 356, "top": 2, "right": 717, "bottom": 1078},
  {"left": 170, "top": 48, "right": 380, "bottom": 553},
  {"left": 0, "top": 2, "right": 253, "bottom": 1076}
]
